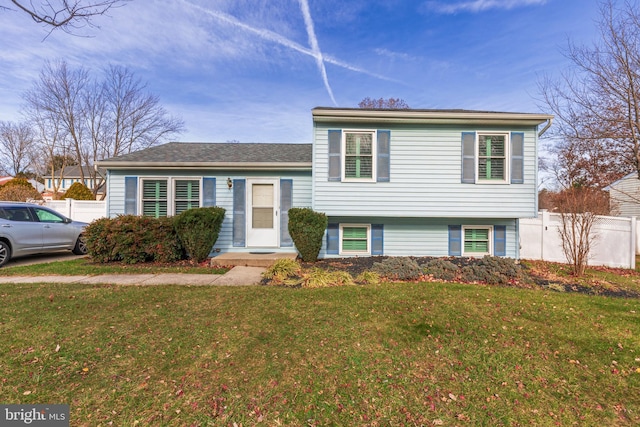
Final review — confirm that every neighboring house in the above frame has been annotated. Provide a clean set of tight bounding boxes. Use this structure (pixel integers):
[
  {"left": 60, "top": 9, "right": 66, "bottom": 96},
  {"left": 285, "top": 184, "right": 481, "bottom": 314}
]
[
  {"left": 43, "top": 165, "right": 105, "bottom": 198},
  {"left": 97, "top": 108, "right": 553, "bottom": 259},
  {"left": 605, "top": 172, "right": 640, "bottom": 217}
]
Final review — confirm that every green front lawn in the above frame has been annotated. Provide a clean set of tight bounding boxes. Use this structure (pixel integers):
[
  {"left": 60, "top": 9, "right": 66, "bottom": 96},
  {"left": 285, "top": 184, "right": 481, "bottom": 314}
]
[{"left": 1, "top": 281, "right": 638, "bottom": 426}]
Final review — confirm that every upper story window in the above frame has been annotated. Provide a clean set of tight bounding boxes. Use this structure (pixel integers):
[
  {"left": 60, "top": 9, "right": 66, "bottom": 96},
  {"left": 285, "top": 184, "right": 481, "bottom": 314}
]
[
  {"left": 344, "top": 132, "right": 375, "bottom": 180},
  {"left": 462, "top": 131, "right": 524, "bottom": 185},
  {"left": 478, "top": 134, "right": 506, "bottom": 182}
]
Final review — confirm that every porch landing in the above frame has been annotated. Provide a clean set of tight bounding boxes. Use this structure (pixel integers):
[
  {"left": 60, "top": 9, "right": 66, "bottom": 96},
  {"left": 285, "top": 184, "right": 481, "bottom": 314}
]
[{"left": 210, "top": 252, "right": 298, "bottom": 268}]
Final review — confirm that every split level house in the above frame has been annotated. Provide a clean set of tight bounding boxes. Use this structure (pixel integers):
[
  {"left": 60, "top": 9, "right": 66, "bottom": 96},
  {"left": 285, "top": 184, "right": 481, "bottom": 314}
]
[{"left": 96, "top": 107, "right": 553, "bottom": 259}]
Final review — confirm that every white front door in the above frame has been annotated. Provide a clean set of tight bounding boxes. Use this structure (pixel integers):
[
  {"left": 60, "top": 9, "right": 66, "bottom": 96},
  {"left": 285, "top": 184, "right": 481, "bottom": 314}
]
[{"left": 246, "top": 179, "right": 279, "bottom": 247}]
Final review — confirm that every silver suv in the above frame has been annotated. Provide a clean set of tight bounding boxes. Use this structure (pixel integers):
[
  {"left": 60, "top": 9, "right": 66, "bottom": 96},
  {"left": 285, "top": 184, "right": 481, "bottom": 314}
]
[{"left": 0, "top": 202, "right": 88, "bottom": 267}]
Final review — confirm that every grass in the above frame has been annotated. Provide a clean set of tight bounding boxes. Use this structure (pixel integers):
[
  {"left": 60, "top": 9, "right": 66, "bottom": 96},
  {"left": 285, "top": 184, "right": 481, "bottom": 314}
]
[
  {"left": 0, "top": 258, "right": 228, "bottom": 276},
  {"left": 1, "top": 281, "right": 639, "bottom": 426}
]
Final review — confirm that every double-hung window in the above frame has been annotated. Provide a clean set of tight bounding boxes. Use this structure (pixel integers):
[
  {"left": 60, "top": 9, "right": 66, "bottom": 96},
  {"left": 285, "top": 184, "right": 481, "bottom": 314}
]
[
  {"left": 340, "top": 224, "right": 370, "bottom": 255},
  {"left": 141, "top": 178, "right": 201, "bottom": 217},
  {"left": 344, "top": 131, "right": 375, "bottom": 181},
  {"left": 463, "top": 226, "right": 492, "bottom": 256},
  {"left": 478, "top": 134, "right": 507, "bottom": 182}
]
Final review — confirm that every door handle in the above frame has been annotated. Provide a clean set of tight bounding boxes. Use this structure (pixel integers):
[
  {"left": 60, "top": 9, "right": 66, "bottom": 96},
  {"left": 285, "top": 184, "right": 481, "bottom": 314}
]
[{"left": 1, "top": 224, "right": 11, "bottom": 228}]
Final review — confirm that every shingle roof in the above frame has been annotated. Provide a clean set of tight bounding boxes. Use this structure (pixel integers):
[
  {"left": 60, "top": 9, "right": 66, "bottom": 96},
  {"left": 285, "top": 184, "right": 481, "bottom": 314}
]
[{"left": 97, "top": 142, "right": 312, "bottom": 168}]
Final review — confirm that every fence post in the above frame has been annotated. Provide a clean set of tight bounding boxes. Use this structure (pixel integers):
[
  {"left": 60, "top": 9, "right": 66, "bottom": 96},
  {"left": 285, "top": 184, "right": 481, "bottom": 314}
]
[
  {"left": 632, "top": 217, "right": 636, "bottom": 270},
  {"left": 65, "top": 198, "right": 72, "bottom": 218},
  {"left": 540, "top": 210, "right": 549, "bottom": 261}
]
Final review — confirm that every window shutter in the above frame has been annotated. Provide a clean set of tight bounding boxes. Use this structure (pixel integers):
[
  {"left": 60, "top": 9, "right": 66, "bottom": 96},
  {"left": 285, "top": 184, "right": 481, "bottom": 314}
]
[
  {"left": 326, "top": 223, "right": 339, "bottom": 254},
  {"left": 371, "top": 224, "right": 384, "bottom": 255},
  {"left": 232, "top": 179, "right": 246, "bottom": 247},
  {"left": 448, "top": 225, "right": 462, "bottom": 256},
  {"left": 124, "top": 176, "right": 137, "bottom": 215},
  {"left": 202, "top": 177, "right": 216, "bottom": 207},
  {"left": 280, "top": 179, "right": 293, "bottom": 247},
  {"left": 494, "top": 225, "right": 507, "bottom": 256},
  {"left": 328, "top": 130, "right": 342, "bottom": 181},
  {"left": 377, "top": 130, "right": 390, "bottom": 182},
  {"left": 461, "top": 132, "right": 476, "bottom": 183},
  {"left": 510, "top": 132, "right": 524, "bottom": 184}
]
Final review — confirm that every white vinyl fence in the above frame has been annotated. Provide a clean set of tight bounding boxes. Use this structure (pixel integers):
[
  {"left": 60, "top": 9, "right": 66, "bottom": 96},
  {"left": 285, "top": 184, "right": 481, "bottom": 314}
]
[
  {"left": 520, "top": 210, "right": 636, "bottom": 269},
  {"left": 44, "top": 199, "right": 107, "bottom": 224}
]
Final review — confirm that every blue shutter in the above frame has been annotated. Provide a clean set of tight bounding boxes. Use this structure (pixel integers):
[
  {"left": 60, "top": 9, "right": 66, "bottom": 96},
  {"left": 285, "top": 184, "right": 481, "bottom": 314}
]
[
  {"left": 494, "top": 225, "right": 507, "bottom": 256},
  {"left": 448, "top": 225, "right": 462, "bottom": 256},
  {"left": 202, "top": 177, "right": 216, "bottom": 207},
  {"left": 326, "top": 223, "right": 339, "bottom": 254},
  {"left": 510, "top": 132, "right": 524, "bottom": 184},
  {"left": 371, "top": 224, "right": 384, "bottom": 255},
  {"left": 280, "top": 179, "right": 293, "bottom": 247},
  {"left": 124, "top": 176, "right": 137, "bottom": 215},
  {"left": 461, "top": 132, "right": 476, "bottom": 183},
  {"left": 328, "top": 130, "right": 342, "bottom": 181},
  {"left": 377, "top": 130, "right": 390, "bottom": 182},
  {"left": 232, "top": 179, "right": 246, "bottom": 247}
]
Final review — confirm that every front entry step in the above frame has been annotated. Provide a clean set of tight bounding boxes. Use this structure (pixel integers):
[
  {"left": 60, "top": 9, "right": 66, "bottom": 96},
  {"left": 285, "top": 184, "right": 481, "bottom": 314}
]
[{"left": 210, "top": 252, "right": 298, "bottom": 268}]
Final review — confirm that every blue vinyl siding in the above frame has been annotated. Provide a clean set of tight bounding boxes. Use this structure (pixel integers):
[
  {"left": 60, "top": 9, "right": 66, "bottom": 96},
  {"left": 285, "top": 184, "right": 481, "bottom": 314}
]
[
  {"left": 313, "top": 123, "right": 538, "bottom": 218},
  {"left": 106, "top": 170, "right": 312, "bottom": 254}
]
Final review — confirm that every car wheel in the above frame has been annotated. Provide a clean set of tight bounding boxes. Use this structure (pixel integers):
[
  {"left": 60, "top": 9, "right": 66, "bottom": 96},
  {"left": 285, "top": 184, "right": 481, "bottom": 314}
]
[
  {"left": 72, "top": 235, "right": 88, "bottom": 255},
  {"left": 0, "top": 241, "right": 11, "bottom": 267}
]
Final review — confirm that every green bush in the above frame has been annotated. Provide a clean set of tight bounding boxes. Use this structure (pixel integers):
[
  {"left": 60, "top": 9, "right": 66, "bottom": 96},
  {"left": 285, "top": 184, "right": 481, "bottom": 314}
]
[
  {"left": 288, "top": 208, "right": 328, "bottom": 262},
  {"left": 85, "top": 215, "right": 184, "bottom": 264},
  {"left": 460, "top": 256, "right": 522, "bottom": 285},
  {"left": 173, "top": 207, "right": 225, "bottom": 263},
  {"left": 62, "top": 182, "right": 95, "bottom": 200},
  {"left": 422, "top": 259, "right": 459, "bottom": 281},
  {"left": 372, "top": 257, "right": 423, "bottom": 281}
]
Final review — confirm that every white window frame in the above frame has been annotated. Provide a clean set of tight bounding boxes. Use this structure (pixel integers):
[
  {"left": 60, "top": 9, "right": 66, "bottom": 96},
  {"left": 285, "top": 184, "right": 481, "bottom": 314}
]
[
  {"left": 139, "top": 177, "right": 203, "bottom": 217},
  {"left": 476, "top": 132, "right": 509, "bottom": 184},
  {"left": 339, "top": 224, "right": 371, "bottom": 255},
  {"left": 462, "top": 225, "right": 493, "bottom": 256},
  {"left": 342, "top": 130, "right": 377, "bottom": 182}
]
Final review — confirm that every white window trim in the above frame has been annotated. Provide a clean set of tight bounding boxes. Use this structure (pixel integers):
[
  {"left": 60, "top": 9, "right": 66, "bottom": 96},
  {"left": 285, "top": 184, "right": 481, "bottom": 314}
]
[
  {"left": 462, "top": 225, "right": 493, "bottom": 257},
  {"left": 342, "top": 130, "right": 377, "bottom": 182},
  {"left": 476, "top": 132, "right": 509, "bottom": 184},
  {"left": 339, "top": 223, "right": 371, "bottom": 255},
  {"left": 139, "top": 177, "right": 203, "bottom": 217}
]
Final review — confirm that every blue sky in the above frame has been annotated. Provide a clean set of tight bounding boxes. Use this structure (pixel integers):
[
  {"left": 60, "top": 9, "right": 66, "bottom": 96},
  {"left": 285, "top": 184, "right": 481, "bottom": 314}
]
[{"left": 0, "top": 0, "right": 600, "bottom": 144}]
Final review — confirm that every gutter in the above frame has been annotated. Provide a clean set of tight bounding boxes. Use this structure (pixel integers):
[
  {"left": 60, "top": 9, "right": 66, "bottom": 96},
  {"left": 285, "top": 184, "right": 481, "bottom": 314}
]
[{"left": 537, "top": 117, "right": 553, "bottom": 137}]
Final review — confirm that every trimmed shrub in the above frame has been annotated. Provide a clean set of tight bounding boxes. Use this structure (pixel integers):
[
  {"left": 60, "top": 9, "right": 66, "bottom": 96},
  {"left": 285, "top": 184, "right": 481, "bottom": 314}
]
[
  {"left": 0, "top": 178, "right": 43, "bottom": 201},
  {"left": 173, "top": 207, "right": 225, "bottom": 263},
  {"left": 62, "top": 182, "right": 95, "bottom": 200},
  {"left": 84, "top": 215, "right": 184, "bottom": 263},
  {"left": 288, "top": 208, "right": 328, "bottom": 262},
  {"left": 372, "top": 257, "right": 423, "bottom": 281},
  {"left": 422, "top": 259, "right": 459, "bottom": 281},
  {"left": 460, "top": 256, "right": 522, "bottom": 285}
]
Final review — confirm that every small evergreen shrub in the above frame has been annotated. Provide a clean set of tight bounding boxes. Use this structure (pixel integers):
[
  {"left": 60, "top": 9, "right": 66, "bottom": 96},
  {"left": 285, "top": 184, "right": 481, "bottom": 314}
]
[
  {"left": 62, "top": 182, "right": 95, "bottom": 200},
  {"left": 460, "top": 256, "right": 522, "bottom": 285},
  {"left": 288, "top": 208, "right": 328, "bottom": 262},
  {"left": 85, "top": 215, "right": 184, "bottom": 263},
  {"left": 173, "top": 207, "right": 226, "bottom": 263},
  {"left": 422, "top": 259, "right": 459, "bottom": 281},
  {"left": 372, "top": 257, "right": 423, "bottom": 281}
]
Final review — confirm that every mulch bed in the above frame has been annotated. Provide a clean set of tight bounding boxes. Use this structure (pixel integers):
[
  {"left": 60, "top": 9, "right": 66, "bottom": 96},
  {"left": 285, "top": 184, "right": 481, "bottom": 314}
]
[{"left": 300, "top": 256, "right": 640, "bottom": 299}]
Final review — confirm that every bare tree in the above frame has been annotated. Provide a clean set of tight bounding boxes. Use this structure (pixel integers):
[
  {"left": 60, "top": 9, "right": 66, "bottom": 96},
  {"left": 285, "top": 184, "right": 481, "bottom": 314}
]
[
  {"left": 358, "top": 97, "right": 410, "bottom": 109},
  {"left": 0, "top": 121, "right": 36, "bottom": 176},
  {"left": 539, "top": 0, "right": 640, "bottom": 189},
  {"left": 1, "top": 0, "right": 130, "bottom": 34},
  {"left": 24, "top": 60, "right": 185, "bottom": 197},
  {"left": 552, "top": 187, "right": 610, "bottom": 276}
]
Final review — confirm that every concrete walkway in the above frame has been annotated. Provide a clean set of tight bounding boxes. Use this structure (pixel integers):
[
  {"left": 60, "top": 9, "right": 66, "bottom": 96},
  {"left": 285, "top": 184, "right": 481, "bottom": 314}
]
[{"left": 0, "top": 266, "right": 266, "bottom": 286}]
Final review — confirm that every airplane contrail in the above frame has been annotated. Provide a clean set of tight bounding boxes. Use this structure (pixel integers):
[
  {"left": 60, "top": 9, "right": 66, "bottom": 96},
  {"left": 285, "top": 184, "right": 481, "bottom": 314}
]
[{"left": 298, "top": 0, "right": 336, "bottom": 105}]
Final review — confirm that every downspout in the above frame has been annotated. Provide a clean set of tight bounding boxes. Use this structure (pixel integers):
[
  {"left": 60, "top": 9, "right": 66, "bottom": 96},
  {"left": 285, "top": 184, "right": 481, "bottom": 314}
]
[{"left": 538, "top": 118, "right": 553, "bottom": 137}]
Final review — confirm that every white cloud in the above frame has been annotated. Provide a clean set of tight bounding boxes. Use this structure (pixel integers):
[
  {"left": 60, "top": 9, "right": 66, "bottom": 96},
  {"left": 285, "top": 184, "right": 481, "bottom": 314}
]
[{"left": 426, "top": 0, "right": 548, "bottom": 14}]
